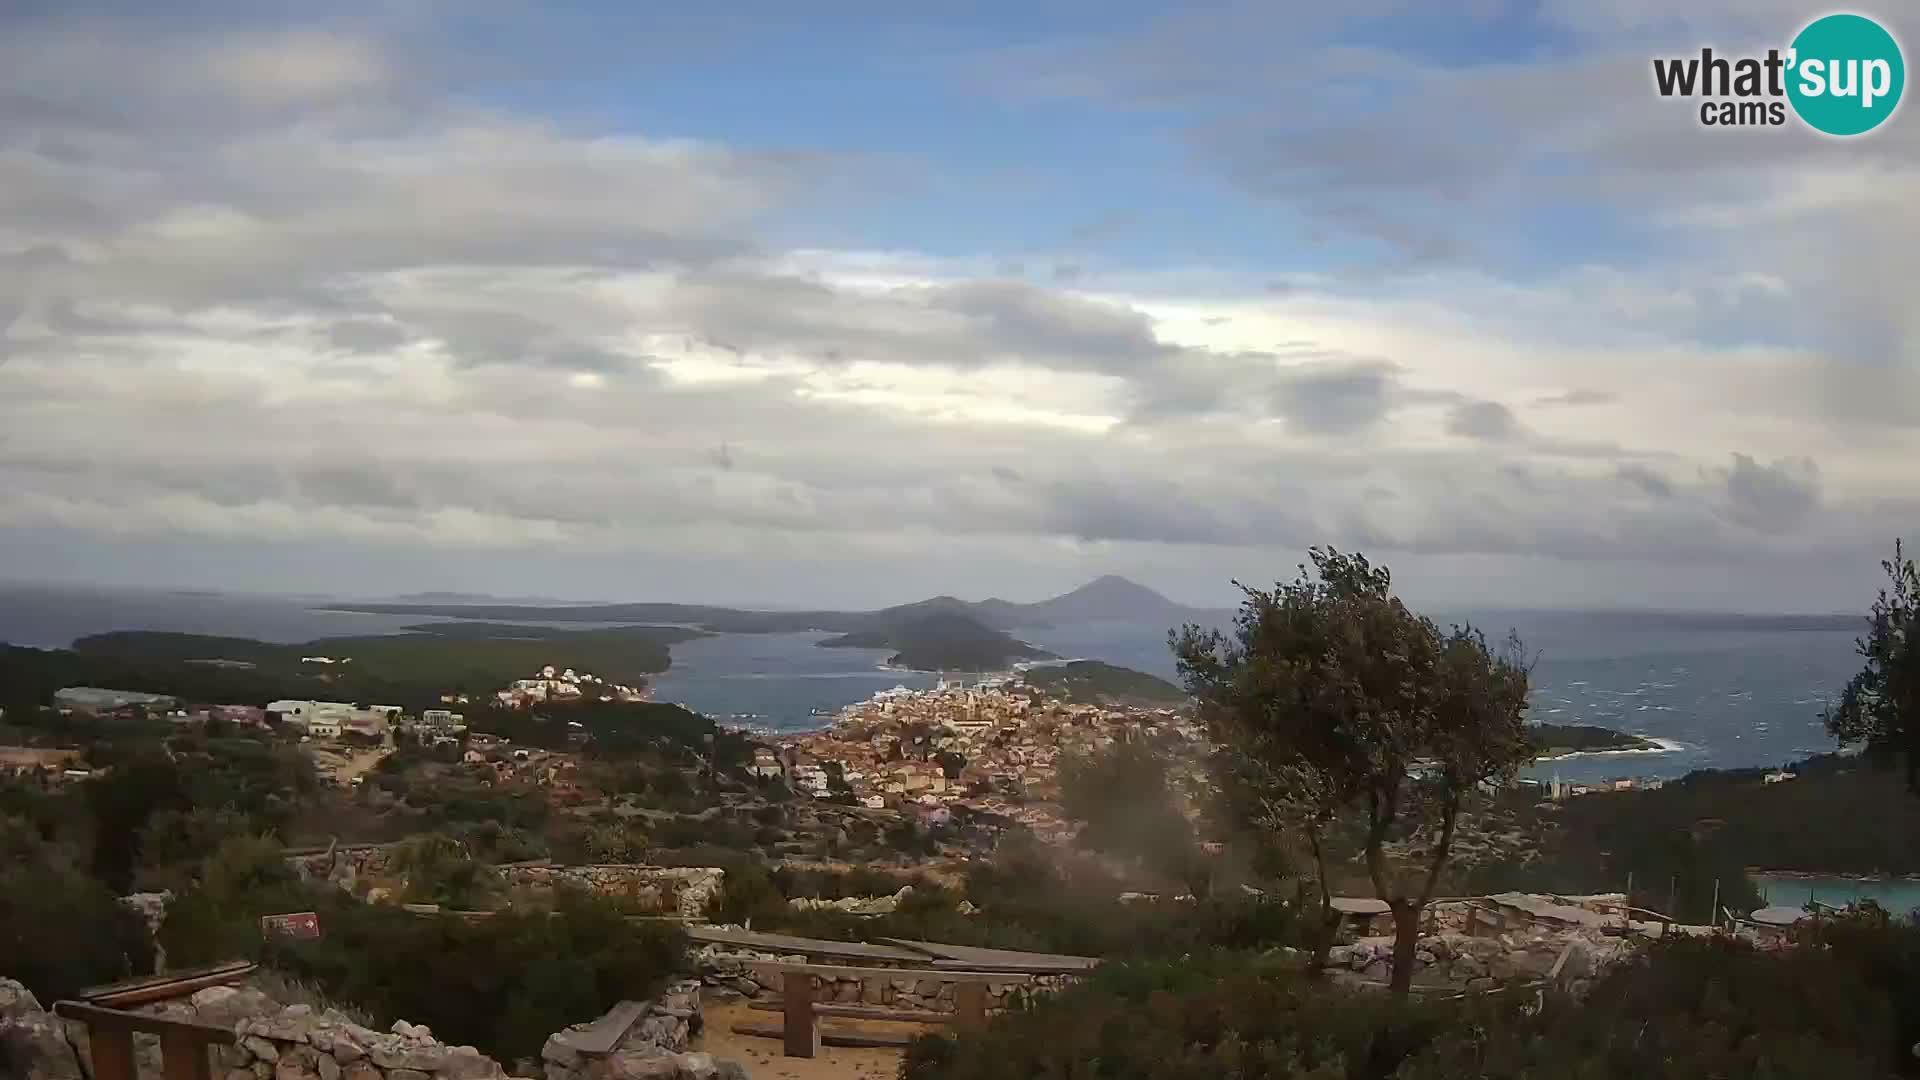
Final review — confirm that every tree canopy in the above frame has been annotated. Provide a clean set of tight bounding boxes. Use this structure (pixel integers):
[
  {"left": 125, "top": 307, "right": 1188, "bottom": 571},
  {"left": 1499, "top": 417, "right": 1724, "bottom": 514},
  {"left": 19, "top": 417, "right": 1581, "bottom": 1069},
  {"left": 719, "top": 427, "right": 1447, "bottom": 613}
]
[
  {"left": 1827, "top": 539, "right": 1920, "bottom": 790},
  {"left": 1173, "top": 548, "right": 1532, "bottom": 993}
]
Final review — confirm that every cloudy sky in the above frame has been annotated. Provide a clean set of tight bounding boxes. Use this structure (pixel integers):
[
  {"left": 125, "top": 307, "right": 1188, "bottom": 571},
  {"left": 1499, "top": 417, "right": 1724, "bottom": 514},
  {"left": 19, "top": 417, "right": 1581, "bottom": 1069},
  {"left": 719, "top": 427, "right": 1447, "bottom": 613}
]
[{"left": 1, "top": 1, "right": 1915, "bottom": 612}]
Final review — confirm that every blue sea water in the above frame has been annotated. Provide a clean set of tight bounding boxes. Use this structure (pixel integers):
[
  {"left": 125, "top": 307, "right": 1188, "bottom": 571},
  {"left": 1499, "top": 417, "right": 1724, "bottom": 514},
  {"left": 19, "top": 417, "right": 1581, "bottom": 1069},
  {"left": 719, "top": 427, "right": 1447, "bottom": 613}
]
[
  {"left": 0, "top": 584, "right": 1866, "bottom": 783},
  {"left": 647, "top": 631, "right": 936, "bottom": 728}
]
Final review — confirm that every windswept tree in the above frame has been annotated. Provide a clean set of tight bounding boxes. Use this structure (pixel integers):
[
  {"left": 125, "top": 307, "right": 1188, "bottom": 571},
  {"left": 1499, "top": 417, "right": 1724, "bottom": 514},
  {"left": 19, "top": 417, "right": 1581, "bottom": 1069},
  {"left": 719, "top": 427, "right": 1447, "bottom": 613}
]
[
  {"left": 1173, "top": 548, "right": 1532, "bottom": 994},
  {"left": 1827, "top": 540, "right": 1920, "bottom": 789}
]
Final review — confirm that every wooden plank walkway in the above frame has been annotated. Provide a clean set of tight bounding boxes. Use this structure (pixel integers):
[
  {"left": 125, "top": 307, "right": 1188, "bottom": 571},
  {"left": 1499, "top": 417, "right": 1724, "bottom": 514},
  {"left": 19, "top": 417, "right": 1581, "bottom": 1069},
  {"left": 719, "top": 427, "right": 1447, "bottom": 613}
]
[
  {"left": 744, "top": 962, "right": 1032, "bottom": 984},
  {"left": 546, "top": 999, "right": 649, "bottom": 1055},
  {"left": 877, "top": 938, "right": 1099, "bottom": 973},
  {"left": 685, "top": 925, "right": 929, "bottom": 963}
]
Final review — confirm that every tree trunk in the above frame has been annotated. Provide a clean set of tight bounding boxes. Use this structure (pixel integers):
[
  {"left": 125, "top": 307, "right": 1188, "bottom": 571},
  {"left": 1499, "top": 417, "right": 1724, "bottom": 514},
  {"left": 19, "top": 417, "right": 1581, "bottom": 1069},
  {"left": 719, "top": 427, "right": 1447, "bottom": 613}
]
[
  {"left": 1389, "top": 899, "right": 1421, "bottom": 996},
  {"left": 1304, "top": 822, "right": 1338, "bottom": 979}
]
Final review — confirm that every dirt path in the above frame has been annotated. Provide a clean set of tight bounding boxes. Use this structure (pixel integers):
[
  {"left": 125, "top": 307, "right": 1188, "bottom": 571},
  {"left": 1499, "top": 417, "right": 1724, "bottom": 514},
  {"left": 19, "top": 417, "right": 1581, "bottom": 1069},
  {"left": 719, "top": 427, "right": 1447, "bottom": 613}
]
[
  {"left": 328, "top": 745, "right": 392, "bottom": 784},
  {"left": 696, "top": 999, "right": 924, "bottom": 1080}
]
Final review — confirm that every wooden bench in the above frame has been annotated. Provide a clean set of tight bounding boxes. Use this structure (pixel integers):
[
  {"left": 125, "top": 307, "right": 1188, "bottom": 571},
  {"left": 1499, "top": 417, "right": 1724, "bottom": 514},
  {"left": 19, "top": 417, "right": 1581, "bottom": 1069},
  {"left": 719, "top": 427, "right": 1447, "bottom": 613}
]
[
  {"left": 54, "top": 1001, "right": 237, "bottom": 1080},
  {"left": 731, "top": 962, "right": 1033, "bottom": 1058}
]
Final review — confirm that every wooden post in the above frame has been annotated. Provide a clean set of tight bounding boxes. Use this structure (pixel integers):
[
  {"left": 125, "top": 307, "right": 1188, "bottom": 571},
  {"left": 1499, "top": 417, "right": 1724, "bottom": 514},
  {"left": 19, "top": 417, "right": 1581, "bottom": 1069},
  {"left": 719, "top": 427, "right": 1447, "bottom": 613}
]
[
  {"left": 954, "top": 982, "right": 987, "bottom": 1031},
  {"left": 88, "top": 1027, "right": 138, "bottom": 1080},
  {"left": 783, "top": 972, "right": 818, "bottom": 1059},
  {"left": 1711, "top": 879, "right": 1721, "bottom": 931},
  {"left": 161, "top": 1028, "right": 214, "bottom": 1080}
]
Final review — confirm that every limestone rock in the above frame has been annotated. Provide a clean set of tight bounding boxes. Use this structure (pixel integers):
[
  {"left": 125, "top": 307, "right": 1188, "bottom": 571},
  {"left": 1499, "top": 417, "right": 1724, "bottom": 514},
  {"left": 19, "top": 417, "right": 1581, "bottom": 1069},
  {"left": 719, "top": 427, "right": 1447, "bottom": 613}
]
[
  {"left": 592, "top": 1052, "right": 680, "bottom": 1080},
  {"left": 673, "top": 1052, "right": 718, "bottom": 1080},
  {"left": 0, "top": 978, "right": 83, "bottom": 1080}
]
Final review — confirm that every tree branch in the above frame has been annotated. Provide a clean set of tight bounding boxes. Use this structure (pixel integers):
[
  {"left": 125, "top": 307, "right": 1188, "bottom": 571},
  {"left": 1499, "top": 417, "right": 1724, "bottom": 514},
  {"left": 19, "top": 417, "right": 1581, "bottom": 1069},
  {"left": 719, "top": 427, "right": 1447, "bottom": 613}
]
[{"left": 1416, "top": 788, "right": 1462, "bottom": 908}]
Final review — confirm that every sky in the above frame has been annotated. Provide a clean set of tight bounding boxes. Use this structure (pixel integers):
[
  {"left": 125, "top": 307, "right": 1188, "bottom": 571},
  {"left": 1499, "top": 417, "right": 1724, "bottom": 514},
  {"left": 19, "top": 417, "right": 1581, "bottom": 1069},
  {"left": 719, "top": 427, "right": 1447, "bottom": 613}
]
[{"left": 1, "top": 0, "right": 1916, "bottom": 612}]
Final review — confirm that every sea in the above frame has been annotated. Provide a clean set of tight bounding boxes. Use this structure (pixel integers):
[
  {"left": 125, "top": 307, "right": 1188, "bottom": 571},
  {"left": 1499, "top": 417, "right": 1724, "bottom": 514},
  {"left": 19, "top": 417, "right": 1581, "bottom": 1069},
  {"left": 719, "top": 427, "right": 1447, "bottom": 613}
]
[
  {"left": 1, "top": 581, "right": 1894, "bottom": 901},
  {"left": 0, "top": 583, "right": 1865, "bottom": 779}
]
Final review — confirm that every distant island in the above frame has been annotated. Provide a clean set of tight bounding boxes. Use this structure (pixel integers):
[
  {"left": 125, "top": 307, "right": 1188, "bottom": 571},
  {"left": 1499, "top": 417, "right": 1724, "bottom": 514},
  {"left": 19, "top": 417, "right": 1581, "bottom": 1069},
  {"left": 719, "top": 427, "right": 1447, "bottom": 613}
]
[
  {"left": 45, "top": 622, "right": 705, "bottom": 702},
  {"left": 819, "top": 611, "right": 1054, "bottom": 672},
  {"left": 319, "top": 574, "right": 1230, "bottom": 633},
  {"left": 320, "top": 575, "right": 1225, "bottom": 675},
  {"left": 1529, "top": 723, "right": 1662, "bottom": 758},
  {"left": 1018, "top": 661, "right": 1189, "bottom": 707}
]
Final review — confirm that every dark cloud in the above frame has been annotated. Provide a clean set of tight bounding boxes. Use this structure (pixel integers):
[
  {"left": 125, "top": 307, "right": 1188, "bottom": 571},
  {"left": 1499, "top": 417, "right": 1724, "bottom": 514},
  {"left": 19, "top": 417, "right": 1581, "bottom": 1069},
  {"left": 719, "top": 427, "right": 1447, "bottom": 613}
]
[
  {"left": 1271, "top": 360, "right": 1398, "bottom": 435},
  {"left": 991, "top": 465, "right": 1023, "bottom": 484},
  {"left": 1447, "top": 400, "right": 1521, "bottom": 441},
  {"left": 1715, "top": 453, "right": 1820, "bottom": 532},
  {"left": 293, "top": 464, "right": 420, "bottom": 510},
  {"left": 1616, "top": 463, "right": 1674, "bottom": 498}
]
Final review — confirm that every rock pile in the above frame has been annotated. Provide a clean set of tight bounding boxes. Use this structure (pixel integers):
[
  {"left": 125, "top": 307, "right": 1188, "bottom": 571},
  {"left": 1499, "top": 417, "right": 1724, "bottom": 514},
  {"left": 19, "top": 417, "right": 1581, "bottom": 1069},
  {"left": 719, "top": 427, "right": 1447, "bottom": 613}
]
[
  {"left": 1327, "top": 930, "right": 1630, "bottom": 994},
  {"left": 691, "top": 944, "right": 1060, "bottom": 1013},
  {"left": 286, "top": 850, "right": 726, "bottom": 922},
  {"left": 786, "top": 886, "right": 914, "bottom": 916},
  {"left": 218, "top": 1000, "right": 505, "bottom": 1080},
  {"left": 1, "top": 978, "right": 83, "bottom": 1080},
  {"left": 496, "top": 867, "right": 723, "bottom": 921},
  {"left": 541, "top": 982, "right": 747, "bottom": 1080}
]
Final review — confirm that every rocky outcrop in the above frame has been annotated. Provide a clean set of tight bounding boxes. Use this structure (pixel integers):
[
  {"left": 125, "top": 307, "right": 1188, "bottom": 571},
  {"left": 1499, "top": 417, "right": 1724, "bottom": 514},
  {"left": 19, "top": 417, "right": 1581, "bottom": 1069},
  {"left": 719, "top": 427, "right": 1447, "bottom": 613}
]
[
  {"left": 786, "top": 886, "right": 914, "bottom": 916},
  {"left": 222, "top": 1006, "right": 507, "bottom": 1080},
  {"left": 1327, "top": 930, "right": 1631, "bottom": 995},
  {"left": 498, "top": 867, "right": 722, "bottom": 921},
  {"left": 288, "top": 848, "right": 724, "bottom": 922},
  {"left": 541, "top": 982, "right": 747, "bottom": 1080},
  {"left": 0, "top": 978, "right": 84, "bottom": 1080},
  {"left": 690, "top": 945, "right": 1060, "bottom": 1013}
]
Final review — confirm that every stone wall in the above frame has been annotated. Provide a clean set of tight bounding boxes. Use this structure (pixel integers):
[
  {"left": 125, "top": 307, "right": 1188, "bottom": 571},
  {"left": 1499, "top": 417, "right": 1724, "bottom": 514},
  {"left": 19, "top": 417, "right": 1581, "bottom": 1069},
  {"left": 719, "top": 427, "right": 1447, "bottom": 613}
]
[
  {"left": 539, "top": 982, "right": 744, "bottom": 1080},
  {"left": 497, "top": 866, "right": 722, "bottom": 921},
  {"left": 286, "top": 849, "right": 724, "bottom": 921},
  {"left": 1328, "top": 929, "right": 1633, "bottom": 995},
  {"left": 691, "top": 944, "right": 1063, "bottom": 1015},
  {"left": 1, "top": 978, "right": 82, "bottom": 1080},
  {"left": 77, "top": 988, "right": 507, "bottom": 1080}
]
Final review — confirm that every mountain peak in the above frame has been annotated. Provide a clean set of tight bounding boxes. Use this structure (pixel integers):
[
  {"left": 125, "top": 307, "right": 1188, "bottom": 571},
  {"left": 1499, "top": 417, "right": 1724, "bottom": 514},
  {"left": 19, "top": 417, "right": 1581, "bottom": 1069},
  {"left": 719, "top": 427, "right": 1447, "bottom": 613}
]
[{"left": 1033, "top": 575, "right": 1181, "bottom": 621}]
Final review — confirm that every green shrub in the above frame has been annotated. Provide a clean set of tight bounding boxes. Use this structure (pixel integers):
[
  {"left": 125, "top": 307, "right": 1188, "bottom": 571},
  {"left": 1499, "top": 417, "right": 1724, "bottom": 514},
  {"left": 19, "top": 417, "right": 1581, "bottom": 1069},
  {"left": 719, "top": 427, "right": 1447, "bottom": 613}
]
[
  {"left": 901, "top": 951, "right": 1469, "bottom": 1080},
  {"left": 0, "top": 863, "right": 154, "bottom": 1001},
  {"left": 1402, "top": 930, "right": 1920, "bottom": 1079},
  {"left": 265, "top": 890, "right": 685, "bottom": 1063}
]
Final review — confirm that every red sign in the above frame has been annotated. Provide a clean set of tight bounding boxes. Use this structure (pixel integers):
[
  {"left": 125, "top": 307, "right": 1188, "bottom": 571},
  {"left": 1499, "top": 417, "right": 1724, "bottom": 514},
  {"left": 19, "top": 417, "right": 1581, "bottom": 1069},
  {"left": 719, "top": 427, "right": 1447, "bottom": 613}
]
[{"left": 259, "top": 912, "right": 322, "bottom": 941}]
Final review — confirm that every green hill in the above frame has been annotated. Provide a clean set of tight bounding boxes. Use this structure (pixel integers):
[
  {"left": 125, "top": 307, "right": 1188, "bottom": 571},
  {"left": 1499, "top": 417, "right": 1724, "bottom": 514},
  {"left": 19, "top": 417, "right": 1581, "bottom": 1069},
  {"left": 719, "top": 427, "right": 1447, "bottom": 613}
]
[
  {"left": 1019, "top": 661, "right": 1189, "bottom": 706},
  {"left": 819, "top": 611, "right": 1053, "bottom": 672}
]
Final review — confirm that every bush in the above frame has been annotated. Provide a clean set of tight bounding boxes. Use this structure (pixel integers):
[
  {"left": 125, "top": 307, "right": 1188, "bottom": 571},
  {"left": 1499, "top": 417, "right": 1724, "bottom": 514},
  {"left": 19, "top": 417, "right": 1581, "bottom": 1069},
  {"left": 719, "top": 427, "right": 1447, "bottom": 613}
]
[
  {"left": 1402, "top": 930, "right": 1920, "bottom": 1078},
  {"left": 266, "top": 889, "right": 686, "bottom": 1063},
  {"left": 901, "top": 951, "right": 1471, "bottom": 1080},
  {"left": 0, "top": 863, "right": 154, "bottom": 1001}
]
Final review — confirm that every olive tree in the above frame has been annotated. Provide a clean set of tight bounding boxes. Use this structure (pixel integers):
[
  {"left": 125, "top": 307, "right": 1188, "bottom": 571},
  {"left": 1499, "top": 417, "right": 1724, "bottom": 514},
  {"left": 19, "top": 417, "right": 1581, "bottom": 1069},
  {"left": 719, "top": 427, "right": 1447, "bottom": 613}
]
[
  {"left": 1827, "top": 540, "right": 1920, "bottom": 789},
  {"left": 1173, "top": 548, "right": 1532, "bottom": 995}
]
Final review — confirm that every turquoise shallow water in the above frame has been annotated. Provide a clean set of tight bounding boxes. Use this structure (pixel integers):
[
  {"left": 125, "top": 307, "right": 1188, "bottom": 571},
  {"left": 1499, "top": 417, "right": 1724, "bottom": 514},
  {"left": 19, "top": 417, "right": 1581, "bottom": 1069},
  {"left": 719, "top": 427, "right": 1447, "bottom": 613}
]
[{"left": 1751, "top": 874, "right": 1920, "bottom": 916}]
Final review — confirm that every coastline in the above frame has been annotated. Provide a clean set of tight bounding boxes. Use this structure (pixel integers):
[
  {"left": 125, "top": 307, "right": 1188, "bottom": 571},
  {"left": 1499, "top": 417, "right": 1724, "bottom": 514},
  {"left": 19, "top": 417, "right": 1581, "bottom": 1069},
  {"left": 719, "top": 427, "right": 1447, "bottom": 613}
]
[
  {"left": 1532, "top": 736, "right": 1687, "bottom": 763},
  {"left": 1750, "top": 868, "right": 1920, "bottom": 882}
]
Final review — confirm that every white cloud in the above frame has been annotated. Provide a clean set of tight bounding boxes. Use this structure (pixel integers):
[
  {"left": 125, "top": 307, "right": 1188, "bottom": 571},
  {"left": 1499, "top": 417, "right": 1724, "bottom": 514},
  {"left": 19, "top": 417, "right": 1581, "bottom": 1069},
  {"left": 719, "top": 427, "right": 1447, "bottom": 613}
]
[{"left": 0, "top": 2, "right": 1914, "bottom": 610}]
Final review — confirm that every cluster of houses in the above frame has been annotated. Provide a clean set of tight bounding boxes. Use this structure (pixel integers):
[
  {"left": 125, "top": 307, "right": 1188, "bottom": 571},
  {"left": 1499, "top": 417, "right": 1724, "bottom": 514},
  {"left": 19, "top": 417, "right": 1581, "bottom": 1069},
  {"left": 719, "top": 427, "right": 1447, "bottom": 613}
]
[
  {"left": 494, "top": 665, "right": 646, "bottom": 707},
  {"left": 772, "top": 677, "right": 1202, "bottom": 842}
]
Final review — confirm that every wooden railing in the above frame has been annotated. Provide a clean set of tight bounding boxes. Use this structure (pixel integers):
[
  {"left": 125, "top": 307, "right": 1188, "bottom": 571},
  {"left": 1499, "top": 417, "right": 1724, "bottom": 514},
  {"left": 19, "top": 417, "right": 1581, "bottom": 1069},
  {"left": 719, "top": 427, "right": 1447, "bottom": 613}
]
[
  {"left": 736, "top": 962, "right": 1033, "bottom": 1058},
  {"left": 52, "top": 1001, "right": 236, "bottom": 1080}
]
